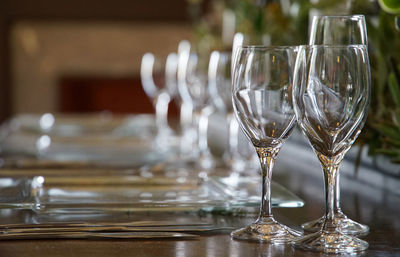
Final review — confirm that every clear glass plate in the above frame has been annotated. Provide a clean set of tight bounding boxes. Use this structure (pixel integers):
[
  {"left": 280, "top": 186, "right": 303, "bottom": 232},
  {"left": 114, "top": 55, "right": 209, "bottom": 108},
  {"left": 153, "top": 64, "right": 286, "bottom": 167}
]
[
  {"left": 0, "top": 169, "right": 304, "bottom": 214},
  {"left": 5, "top": 113, "right": 156, "bottom": 137},
  {"left": 0, "top": 132, "right": 171, "bottom": 167},
  {"left": 0, "top": 114, "right": 180, "bottom": 168}
]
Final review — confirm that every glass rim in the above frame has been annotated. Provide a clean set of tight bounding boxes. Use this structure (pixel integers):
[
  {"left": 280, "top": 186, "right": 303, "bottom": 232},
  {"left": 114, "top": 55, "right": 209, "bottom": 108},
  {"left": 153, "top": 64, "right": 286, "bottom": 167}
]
[
  {"left": 298, "top": 44, "right": 367, "bottom": 49},
  {"left": 311, "top": 14, "right": 365, "bottom": 19},
  {"left": 237, "top": 45, "right": 298, "bottom": 50}
]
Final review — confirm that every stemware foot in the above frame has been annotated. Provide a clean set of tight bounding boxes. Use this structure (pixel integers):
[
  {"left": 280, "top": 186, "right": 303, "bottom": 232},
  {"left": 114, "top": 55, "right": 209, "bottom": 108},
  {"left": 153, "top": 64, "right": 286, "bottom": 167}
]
[
  {"left": 293, "top": 230, "right": 368, "bottom": 254},
  {"left": 302, "top": 211, "right": 369, "bottom": 236},
  {"left": 198, "top": 153, "right": 216, "bottom": 170},
  {"left": 231, "top": 217, "right": 301, "bottom": 243}
]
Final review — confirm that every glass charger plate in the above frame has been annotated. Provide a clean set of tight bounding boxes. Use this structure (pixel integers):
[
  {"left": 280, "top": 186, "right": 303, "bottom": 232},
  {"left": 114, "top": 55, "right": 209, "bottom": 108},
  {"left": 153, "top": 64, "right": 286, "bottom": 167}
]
[
  {"left": 0, "top": 169, "right": 304, "bottom": 214},
  {"left": 5, "top": 113, "right": 156, "bottom": 137},
  {"left": 0, "top": 131, "right": 176, "bottom": 168},
  {"left": 0, "top": 113, "right": 169, "bottom": 167}
]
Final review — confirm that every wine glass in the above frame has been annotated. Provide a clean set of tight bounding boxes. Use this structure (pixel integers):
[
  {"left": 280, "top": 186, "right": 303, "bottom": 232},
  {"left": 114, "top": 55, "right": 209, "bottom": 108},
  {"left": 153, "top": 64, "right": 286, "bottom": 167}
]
[
  {"left": 309, "top": 15, "right": 368, "bottom": 45},
  {"left": 177, "top": 42, "right": 216, "bottom": 170},
  {"left": 292, "top": 45, "right": 370, "bottom": 253},
  {"left": 208, "top": 50, "right": 251, "bottom": 172},
  {"left": 174, "top": 40, "right": 197, "bottom": 159},
  {"left": 231, "top": 46, "right": 301, "bottom": 242},
  {"left": 140, "top": 52, "right": 177, "bottom": 148},
  {"left": 303, "top": 14, "right": 370, "bottom": 236}
]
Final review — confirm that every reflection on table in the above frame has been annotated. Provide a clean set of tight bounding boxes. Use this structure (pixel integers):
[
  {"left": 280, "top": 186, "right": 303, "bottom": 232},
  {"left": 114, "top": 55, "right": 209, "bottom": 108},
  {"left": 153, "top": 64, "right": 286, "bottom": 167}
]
[{"left": 0, "top": 113, "right": 398, "bottom": 256}]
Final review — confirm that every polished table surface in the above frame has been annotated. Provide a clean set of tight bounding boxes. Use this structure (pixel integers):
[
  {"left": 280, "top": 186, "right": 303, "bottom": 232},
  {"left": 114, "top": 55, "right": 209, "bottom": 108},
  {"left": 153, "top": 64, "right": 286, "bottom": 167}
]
[
  {"left": 0, "top": 155, "right": 399, "bottom": 257},
  {"left": 0, "top": 124, "right": 399, "bottom": 257}
]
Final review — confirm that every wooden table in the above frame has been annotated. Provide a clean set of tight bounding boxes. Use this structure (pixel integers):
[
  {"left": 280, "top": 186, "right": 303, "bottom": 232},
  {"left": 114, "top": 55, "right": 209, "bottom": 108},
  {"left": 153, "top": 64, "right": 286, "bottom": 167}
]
[
  {"left": 0, "top": 114, "right": 398, "bottom": 256},
  {"left": 0, "top": 152, "right": 399, "bottom": 257}
]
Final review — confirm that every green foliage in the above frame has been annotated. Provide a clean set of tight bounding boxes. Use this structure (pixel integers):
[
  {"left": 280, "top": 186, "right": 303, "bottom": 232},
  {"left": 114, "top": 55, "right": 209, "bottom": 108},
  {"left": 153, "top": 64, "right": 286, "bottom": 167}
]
[
  {"left": 388, "top": 73, "right": 400, "bottom": 107},
  {"left": 188, "top": 0, "right": 400, "bottom": 165},
  {"left": 230, "top": 0, "right": 312, "bottom": 45},
  {"left": 371, "top": 67, "right": 400, "bottom": 163},
  {"left": 363, "top": 5, "right": 400, "bottom": 164},
  {"left": 378, "top": 0, "right": 400, "bottom": 14}
]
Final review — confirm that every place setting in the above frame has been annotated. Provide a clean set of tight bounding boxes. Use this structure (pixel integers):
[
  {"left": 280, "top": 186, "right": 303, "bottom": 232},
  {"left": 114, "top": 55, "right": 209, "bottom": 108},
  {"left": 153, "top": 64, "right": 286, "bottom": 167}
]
[{"left": 1, "top": 2, "right": 399, "bottom": 254}]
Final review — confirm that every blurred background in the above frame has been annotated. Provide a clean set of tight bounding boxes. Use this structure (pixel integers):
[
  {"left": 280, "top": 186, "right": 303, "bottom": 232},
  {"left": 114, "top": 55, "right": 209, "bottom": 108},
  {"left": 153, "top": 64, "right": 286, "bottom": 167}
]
[
  {"left": 0, "top": 0, "right": 400, "bottom": 167},
  {"left": 0, "top": 0, "right": 198, "bottom": 119}
]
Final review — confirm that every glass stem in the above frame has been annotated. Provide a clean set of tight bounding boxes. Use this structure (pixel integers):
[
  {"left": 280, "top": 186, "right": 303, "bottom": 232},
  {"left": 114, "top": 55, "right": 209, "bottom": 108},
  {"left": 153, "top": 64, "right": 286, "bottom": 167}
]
[
  {"left": 321, "top": 159, "right": 341, "bottom": 233},
  {"left": 179, "top": 102, "right": 195, "bottom": 156},
  {"left": 334, "top": 173, "right": 342, "bottom": 214},
  {"left": 179, "top": 102, "right": 193, "bottom": 132},
  {"left": 198, "top": 106, "right": 213, "bottom": 154},
  {"left": 256, "top": 147, "right": 280, "bottom": 219},
  {"left": 227, "top": 113, "right": 240, "bottom": 160},
  {"left": 154, "top": 91, "right": 171, "bottom": 136},
  {"left": 195, "top": 105, "right": 215, "bottom": 170}
]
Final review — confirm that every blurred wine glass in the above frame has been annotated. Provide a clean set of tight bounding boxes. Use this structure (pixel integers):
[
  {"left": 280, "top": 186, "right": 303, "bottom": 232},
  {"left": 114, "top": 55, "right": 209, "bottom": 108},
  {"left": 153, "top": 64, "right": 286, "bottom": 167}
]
[
  {"left": 303, "top": 14, "right": 370, "bottom": 236},
  {"left": 141, "top": 52, "right": 178, "bottom": 149},
  {"left": 175, "top": 40, "right": 197, "bottom": 159},
  {"left": 208, "top": 50, "right": 252, "bottom": 173},
  {"left": 177, "top": 42, "right": 216, "bottom": 170}
]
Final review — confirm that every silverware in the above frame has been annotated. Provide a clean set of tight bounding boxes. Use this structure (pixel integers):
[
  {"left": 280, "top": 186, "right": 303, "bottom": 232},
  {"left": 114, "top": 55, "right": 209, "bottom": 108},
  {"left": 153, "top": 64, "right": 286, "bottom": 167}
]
[
  {"left": 0, "top": 231, "right": 199, "bottom": 240},
  {"left": 1, "top": 225, "right": 227, "bottom": 234},
  {"left": 0, "top": 221, "right": 233, "bottom": 235},
  {"left": 0, "top": 221, "right": 212, "bottom": 229}
]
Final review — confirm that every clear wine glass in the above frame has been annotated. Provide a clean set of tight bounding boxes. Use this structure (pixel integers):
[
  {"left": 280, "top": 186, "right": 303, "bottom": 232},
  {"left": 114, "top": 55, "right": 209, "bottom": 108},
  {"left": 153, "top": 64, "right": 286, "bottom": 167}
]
[
  {"left": 177, "top": 42, "right": 216, "bottom": 170},
  {"left": 140, "top": 52, "right": 177, "bottom": 148},
  {"left": 175, "top": 40, "right": 197, "bottom": 159},
  {"left": 292, "top": 45, "right": 370, "bottom": 253},
  {"left": 231, "top": 46, "right": 301, "bottom": 242},
  {"left": 208, "top": 50, "right": 250, "bottom": 172},
  {"left": 309, "top": 15, "right": 368, "bottom": 45},
  {"left": 304, "top": 14, "right": 370, "bottom": 236}
]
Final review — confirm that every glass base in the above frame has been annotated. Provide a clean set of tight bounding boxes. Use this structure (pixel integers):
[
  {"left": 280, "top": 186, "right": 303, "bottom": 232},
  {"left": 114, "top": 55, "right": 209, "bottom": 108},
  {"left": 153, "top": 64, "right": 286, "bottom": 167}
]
[
  {"left": 198, "top": 151, "right": 216, "bottom": 171},
  {"left": 293, "top": 230, "right": 368, "bottom": 254},
  {"left": 231, "top": 217, "right": 301, "bottom": 243},
  {"left": 301, "top": 211, "right": 369, "bottom": 236},
  {"left": 223, "top": 156, "right": 247, "bottom": 173}
]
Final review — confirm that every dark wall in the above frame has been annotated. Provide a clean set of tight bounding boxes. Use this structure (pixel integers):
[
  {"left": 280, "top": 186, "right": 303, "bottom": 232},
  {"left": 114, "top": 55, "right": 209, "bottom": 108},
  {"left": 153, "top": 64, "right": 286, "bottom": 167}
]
[{"left": 0, "top": 0, "right": 191, "bottom": 121}]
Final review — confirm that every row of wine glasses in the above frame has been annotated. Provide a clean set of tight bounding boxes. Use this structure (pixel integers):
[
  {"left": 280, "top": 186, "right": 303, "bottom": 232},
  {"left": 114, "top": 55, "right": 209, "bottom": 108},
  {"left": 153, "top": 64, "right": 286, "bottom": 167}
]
[
  {"left": 140, "top": 42, "right": 209, "bottom": 166},
  {"left": 140, "top": 39, "right": 254, "bottom": 172},
  {"left": 231, "top": 14, "right": 371, "bottom": 254}
]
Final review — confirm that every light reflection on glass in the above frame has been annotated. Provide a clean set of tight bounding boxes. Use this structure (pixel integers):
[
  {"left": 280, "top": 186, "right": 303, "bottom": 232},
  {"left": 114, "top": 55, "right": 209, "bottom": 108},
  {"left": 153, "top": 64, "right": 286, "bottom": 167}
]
[
  {"left": 36, "top": 135, "right": 51, "bottom": 152},
  {"left": 39, "top": 113, "right": 55, "bottom": 131}
]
